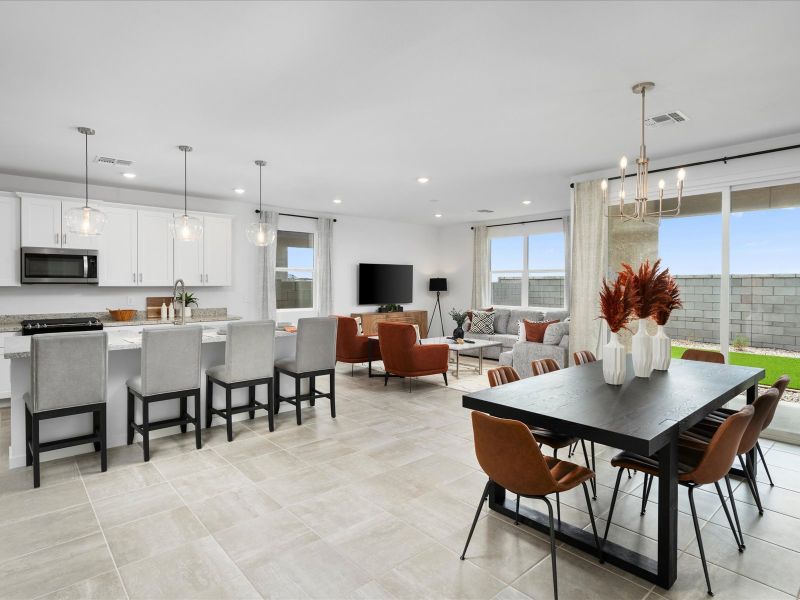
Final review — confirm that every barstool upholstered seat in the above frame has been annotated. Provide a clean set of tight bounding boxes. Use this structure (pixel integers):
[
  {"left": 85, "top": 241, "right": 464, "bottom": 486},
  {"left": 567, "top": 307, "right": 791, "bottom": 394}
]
[
  {"left": 274, "top": 317, "right": 337, "bottom": 426},
  {"left": 206, "top": 320, "right": 276, "bottom": 439},
  {"left": 126, "top": 326, "right": 202, "bottom": 461},
  {"left": 25, "top": 331, "right": 109, "bottom": 487}
]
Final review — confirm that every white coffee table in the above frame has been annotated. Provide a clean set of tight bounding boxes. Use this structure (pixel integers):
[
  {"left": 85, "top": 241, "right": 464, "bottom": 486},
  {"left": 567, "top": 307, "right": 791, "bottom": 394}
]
[{"left": 421, "top": 337, "right": 502, "bottom": 378}]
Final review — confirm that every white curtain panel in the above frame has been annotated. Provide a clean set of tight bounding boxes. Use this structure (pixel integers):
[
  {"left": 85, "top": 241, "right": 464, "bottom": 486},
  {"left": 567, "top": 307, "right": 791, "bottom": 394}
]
[
  {"left": 471, "top": 225, "right": 490, "bottom": 308},
  {"left": 569, "top": 181, "right": 608, "bottom": 358},
  {"left": 315, "top": 217, "right": 334, "bottom": 317},
  {"left": 256, "top": 210, "right": 279, "bottom": 321},
  {"left": 562, "top": 214, "right": 571, "bottom": 309}
]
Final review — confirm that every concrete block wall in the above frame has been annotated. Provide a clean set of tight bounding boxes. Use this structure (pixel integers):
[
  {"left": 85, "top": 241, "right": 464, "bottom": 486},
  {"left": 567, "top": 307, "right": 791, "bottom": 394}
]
[{"left": 491, "top": 276, "right": 565, "bottom": 309}]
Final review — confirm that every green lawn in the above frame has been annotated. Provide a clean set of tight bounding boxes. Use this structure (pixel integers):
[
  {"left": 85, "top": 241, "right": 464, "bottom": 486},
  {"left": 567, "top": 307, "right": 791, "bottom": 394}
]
[{"left": 672, "top": 346, "right": 799, "bottom": 389}]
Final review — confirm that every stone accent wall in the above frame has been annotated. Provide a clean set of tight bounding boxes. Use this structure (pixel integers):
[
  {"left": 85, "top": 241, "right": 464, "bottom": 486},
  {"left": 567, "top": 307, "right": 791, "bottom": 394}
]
[
  {"left": 491, "top": 276, "right": 565, "bottom": 308},
  {"left": 665, "top": 274, "right": 800, "bottom": 351}
]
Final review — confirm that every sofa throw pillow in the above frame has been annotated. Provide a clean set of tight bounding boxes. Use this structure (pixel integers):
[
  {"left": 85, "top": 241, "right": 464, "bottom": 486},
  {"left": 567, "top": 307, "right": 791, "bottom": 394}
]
[
  {"left": 523, "top": 319, "right": 558, "bottom": 343},
  {"left": 467, "top": 307, "right": 493, "bottom": 331},
  {"left": 470, "top": 310, "right": 495, "bottom": 334},
  {"left": 542, "top": 321, "right": 569, "bottom": 346}
]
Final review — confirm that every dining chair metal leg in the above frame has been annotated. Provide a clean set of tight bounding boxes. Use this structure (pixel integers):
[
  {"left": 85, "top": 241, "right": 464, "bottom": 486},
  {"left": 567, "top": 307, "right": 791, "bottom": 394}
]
[
  {"left": 641, "top": 474, "right": 652, "bottom": 515},
  {"left": 460, "top": 480, "right": 491, "bottom": 560},
  {"left": 714, "top": 480, "right": 744, "bottom": 551},
  {"left": 602, "top": 467, "right": 624, "bottom": 547},
  {"left": 738, "top": 455, "right": 764, "bottom": 515},
  {"left": 725, "top": 476, "right": 746, "bottom": 551},
  {"left": 756, "top": 442, "right": 774, "bottom": 487},
  {"left": 688, "top": 485, "right": 714, "bottom": 596},
  {"left": 555, "top": 492, "right": 561, "bottom": 527},
  {"left": 542, "top": 496, "right": 559, "bottom": 600},
  {"left": 582, "top": 481, "right": 602, "bottom": 560},
  {"left": 515, "top": 494, "right": 521, "bottom": 525},
  {"left": 568, "top": 442, "right": 576, "bottom": 457},
  {"left": 579, "top": 440, "right": 596, "bottom": 498}
]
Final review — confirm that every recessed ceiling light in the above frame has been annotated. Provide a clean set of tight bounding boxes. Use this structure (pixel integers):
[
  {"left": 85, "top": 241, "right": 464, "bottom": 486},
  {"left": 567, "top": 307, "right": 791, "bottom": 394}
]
[
  {"left": 333, "top": 198, "right": 342, "bottom": 204},
  {"left": 417, "top": 177, "right": 430, "bottom": 184},
  {"left": 233, "top": 188, "right": 245, "bottom": 194},
  {"left": 122, "top": 172, "right": 136, "bottom": 179},
  {"left": 434, "top": 213, "right": 442, "bottom": 218},
  {"left": 522, "top": 200, "right": 531, "bottom": 205}
]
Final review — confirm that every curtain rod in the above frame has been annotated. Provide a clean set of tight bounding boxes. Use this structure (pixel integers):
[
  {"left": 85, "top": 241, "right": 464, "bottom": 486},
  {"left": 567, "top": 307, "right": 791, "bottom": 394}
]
[
  {"left": 255, "top": 209, "right": 337, "bottom": 222},
  {"left": 470, "top": 216, "right": 562, "bottom": 230},
  {"left": 568, "top": 143, "right": 800, "bottom": 189}
]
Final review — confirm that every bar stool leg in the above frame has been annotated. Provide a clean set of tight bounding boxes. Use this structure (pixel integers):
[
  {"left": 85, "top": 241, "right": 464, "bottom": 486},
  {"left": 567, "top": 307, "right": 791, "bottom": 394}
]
[
  {"left": 32, "top": 413, "right": 40, "bottom": 488},
  {"left": 25, "top": 405, "right": 32, "bottom": 467},
  {"left": 194, "top": 392, "right": 202, "bottom": 450},
  {"left": 127, "top": 390, "right": 135, "bottom": 445},
  {"left": 248, "top": 386, "right": 256, "bottom": 419},
  {"left": 295, "top": 377, "right": 302, "bottom": 426},
  {"left": 142, "top": 400, "right": 150, "bottom": 462},
  {"left": 205, "top": 377, "right": 213, "bottom": 428},
  {"left": 330, "top": 370, "right": 336, "bottom": 419},
  {"left": 267, "top": 379, "right": 275, "bottom": 432},
  {"left": 179, "top": 397, "right": 187, "bottom": 433},
  {"left": 225, "top": 388, "right": 233, "bottom": 442},
  {"left": 309, "top": 376, "right": 316, "bottom": 407},
  {"left": 99, "top": 405, "right": 108, "bottom": 473}
]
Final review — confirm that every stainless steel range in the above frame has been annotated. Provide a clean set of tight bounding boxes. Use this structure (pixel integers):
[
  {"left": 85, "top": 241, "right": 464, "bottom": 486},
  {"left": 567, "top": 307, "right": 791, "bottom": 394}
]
[{"left": 21, "top": 317, "right": 104, "bottom": 336}]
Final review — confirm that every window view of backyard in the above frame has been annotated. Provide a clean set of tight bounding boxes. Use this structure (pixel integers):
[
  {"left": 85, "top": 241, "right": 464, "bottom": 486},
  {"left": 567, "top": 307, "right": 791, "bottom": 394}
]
[{"left": 275, "top": 230, "right": 314, "bottom": 309}]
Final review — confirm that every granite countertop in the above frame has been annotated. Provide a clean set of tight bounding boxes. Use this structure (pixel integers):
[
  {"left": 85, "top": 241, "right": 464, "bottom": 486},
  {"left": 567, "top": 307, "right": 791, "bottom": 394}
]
[
  {"left": 0, "top": 309, "right": 240, "bottom": 333},
  {"left": 4, "top": 327, "right": 295, "bottom": 359}
]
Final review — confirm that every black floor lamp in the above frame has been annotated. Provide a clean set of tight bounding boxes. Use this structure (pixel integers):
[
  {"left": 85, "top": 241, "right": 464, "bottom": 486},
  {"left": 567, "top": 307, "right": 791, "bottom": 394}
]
[{"left": 428, "top": 278, "right": 447, "bottom": 337}]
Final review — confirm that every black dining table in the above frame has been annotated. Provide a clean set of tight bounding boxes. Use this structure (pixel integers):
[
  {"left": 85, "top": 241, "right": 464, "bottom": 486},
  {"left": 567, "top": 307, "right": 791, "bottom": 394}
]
[{"left": 461, "top": 357, "right": 764, "bottom": 589}]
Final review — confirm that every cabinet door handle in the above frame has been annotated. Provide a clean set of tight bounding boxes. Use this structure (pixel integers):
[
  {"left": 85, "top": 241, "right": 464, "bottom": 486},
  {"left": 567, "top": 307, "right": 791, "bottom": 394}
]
[
  {"left": 205, "top": 273, "right": 208, "bottom": 283},
  {"left": 55, "top": 233, "right": 59, "bottom": 244},
  {"left": 133, "top": 272, "right": 136, "bottom": 283},
  {"left": 62, "top": 233, "right": 66, "bottom": 245},
  {"left": 139, "top": 273, "right": 142, "bottom": 283}
]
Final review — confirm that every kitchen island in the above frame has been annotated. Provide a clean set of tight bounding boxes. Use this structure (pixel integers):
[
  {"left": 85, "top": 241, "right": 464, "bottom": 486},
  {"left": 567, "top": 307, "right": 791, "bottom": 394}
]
[{"left": 4, "top": 325, "right": 298, "bottom": 468}]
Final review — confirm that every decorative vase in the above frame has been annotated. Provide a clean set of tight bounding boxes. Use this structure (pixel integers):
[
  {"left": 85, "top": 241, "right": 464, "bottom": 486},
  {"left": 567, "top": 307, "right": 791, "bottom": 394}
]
[
  {"left": 453, "top": 326, "right": 465, "bottom": 340},
  {"left": 631, "top": 318, "right": 653, "bottom": 378},
  {"left": 185, "top": 307, "right": 192, "bottom": 319},
  {"left": 652, "top": 324, "right": 672, "bottom": 371},
  {"left": 603, "top": 331, "right": 626, "bottom": 385}
]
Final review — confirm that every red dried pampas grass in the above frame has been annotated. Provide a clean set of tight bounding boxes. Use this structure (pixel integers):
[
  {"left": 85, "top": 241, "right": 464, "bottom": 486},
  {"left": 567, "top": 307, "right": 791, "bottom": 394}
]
[
  {"left": 598, "top": 276, "right": 636, "bottom": 333},
  {"left": 653, "top": 274, "right": 682, "bottom": 326},
  {"left": 621, "top": 259, "right": 670, "bottom": 320}
]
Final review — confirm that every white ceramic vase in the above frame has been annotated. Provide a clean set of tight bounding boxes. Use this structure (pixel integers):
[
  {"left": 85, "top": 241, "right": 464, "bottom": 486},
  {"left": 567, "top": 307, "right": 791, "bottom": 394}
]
[
  {"left": 631, "top": 318, "right": 653, "bottom": 378},
  {"left": 603, "top": 331, "right": 626, "bottom": 385},
  {"left": 652, "top": 324, "right": 672, "bottom": 371}
]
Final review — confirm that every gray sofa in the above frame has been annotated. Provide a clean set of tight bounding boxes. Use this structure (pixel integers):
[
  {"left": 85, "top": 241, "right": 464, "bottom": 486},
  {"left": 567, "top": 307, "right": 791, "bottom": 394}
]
[{"left": 463, "top": 308, "right": 569, "bottom": 373}]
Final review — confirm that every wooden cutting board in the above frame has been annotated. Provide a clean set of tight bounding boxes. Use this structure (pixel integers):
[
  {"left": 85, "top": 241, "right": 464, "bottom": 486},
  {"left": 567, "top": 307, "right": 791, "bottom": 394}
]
[{"left": 146, "top": 296, "right": 174, "bottom": 319}]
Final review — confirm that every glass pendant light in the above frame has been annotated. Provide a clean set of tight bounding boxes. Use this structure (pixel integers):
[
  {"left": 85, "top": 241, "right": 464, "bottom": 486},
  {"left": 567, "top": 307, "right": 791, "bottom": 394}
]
[
  {"left": 65, "top": 127, "right": 106, "bottom": 236},
  {"left": 170, "top": 145, "right": 203, "bottom": 242},
  {"left": 246, "top": 159, "right": 276, "bottom": 246}
]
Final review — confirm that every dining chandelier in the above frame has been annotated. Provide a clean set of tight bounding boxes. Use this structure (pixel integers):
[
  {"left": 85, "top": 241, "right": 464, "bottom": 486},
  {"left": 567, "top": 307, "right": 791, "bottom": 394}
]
[{"left": 602, "top": 82, "right": 686, "bottom": 223}]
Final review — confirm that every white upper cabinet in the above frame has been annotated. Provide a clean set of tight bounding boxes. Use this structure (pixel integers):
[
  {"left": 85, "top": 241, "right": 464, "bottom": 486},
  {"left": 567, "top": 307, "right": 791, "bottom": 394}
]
[
  {"left": 172, "top": 212, "right": 204, "bottom": 287},
  {"left": 137, "top": 210, "right": 174, "bottom": 286},
  {"left": 0, "top": 194, "right": 20, "bottom": 286},
  {"left": 203, "top": 215, "right": 232, "bottom": 286},
  {"left": 20, "top": 196, "right": 61, "bottom": 248},
  {"left": 99, "top": 206, "right": 138, "bottom": 286}
]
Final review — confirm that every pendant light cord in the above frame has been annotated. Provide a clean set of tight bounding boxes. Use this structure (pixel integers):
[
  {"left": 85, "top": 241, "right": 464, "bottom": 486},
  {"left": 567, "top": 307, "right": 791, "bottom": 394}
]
[
  {"left": 184, "top": 148, "right": 188, "bottom": 216},
  {"left": 259, "top": 162, "right": 263, "bottom": 221},
  {"left": 84, "top": 131, "right": 89, "bottom": 208}
]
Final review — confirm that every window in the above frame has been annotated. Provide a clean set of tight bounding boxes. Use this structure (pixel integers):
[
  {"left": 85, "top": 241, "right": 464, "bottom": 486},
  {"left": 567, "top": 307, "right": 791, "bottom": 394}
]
[
  {"left": 276, "top": 230, "right": 314, "bottom": 310},
  {"left": 490, "top": 225, "right": 566, "bottom": 307}
]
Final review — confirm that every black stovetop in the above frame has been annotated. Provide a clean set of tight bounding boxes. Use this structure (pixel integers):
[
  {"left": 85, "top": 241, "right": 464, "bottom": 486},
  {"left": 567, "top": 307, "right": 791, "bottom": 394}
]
[{"left": 21, "top": 317, "right": 104, "bottom": 336}]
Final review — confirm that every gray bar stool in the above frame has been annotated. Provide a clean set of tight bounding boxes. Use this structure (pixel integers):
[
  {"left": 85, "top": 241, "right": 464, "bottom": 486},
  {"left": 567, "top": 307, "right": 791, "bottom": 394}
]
[
  {"left": 274, "top": 317, "right": 337, "bottom": 426},
  {"left": 25, "top": 331, "right": 108, "bottom": 488},
  {"left": 206, "top": 320, "right": 276, "bottom": 440},
  {"left": 126, "top": 326, "right": 202, "bottom": 461}
]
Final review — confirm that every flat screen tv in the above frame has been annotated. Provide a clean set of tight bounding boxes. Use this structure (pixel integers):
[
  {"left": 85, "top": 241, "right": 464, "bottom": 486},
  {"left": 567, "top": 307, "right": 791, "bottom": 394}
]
[{"left": 358, "top": 263, "right": 413, "bottom": 305}]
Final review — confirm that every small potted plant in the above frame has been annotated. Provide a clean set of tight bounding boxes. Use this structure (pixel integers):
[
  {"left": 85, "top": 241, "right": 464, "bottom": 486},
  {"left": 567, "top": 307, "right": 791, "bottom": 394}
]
[
  {"left": 448, "top": 308, "right": 468, "bottom": 340},
  {"left": 598, "top": 275, "right": 636, "bottom": 385},
  {"left": 175, "top": 291, "right": 198, "bottom": 319},
  {"left": 652, "top": 273, "right": 682, "bottom": 371}
]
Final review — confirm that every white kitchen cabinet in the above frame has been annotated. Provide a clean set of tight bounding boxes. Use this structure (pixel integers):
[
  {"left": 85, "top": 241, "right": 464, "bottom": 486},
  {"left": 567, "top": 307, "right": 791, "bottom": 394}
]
[
  {"left": 99, "top": 205, "right": 139, "bottom": 286},
  {"left": 173, "top": 212, "right": 204, "bottom": 287},
  {"left": 20, "top": 196, "right": 61, "bottom": 248},
  {"left": 0, "top": 194, "right": 20, "bottom": 286},
  {"left": 203, "top": 215, "right": 232, "bottom": 286},
  {"left": 137, "top": 210, "right": 174, "bottom": 286}
]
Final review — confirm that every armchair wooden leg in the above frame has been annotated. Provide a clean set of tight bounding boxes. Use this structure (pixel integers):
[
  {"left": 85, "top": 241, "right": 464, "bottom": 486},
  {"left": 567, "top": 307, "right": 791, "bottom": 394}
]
[
  {"left": 330, "top": 371, "right": 336, "bottom": 418},
  {"left": 443, "top": 372, "right": 448, "bottom": 386}
]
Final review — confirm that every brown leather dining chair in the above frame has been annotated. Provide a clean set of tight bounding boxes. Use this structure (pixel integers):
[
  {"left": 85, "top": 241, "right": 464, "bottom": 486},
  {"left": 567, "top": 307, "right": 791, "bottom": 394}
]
[
  {"left": 487, "top": 366, "right": 591, "bottom": 505},
  {"left": 572, "top": 350, "right": 597, "bottom": 366},
  {"left": 461, "top": 411, "right": 601, "bottom": 600},
  {"left": 681, "top": 348, "right": 725, "bottom": 364},
  {"left": 603, "top": 405, "right": 754, "bottom": 597}
]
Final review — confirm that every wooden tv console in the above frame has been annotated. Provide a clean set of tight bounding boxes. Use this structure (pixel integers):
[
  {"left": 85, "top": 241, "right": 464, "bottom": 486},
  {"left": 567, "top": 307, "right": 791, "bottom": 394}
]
[{"left": 351, "top": 310, "right": 429, "bottom": 338}]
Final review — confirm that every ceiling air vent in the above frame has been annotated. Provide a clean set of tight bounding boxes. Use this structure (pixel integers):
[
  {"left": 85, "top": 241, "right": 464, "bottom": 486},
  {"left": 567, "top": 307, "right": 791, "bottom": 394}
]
[
  {"left": 94, "top": 155, "right": 134, "bottom": 167},
  {"left": 477, "top": 209, "right": 494, "bottom": 214},
  {"left": 645, "top": 111, "right": 689, "bottom": 127}
]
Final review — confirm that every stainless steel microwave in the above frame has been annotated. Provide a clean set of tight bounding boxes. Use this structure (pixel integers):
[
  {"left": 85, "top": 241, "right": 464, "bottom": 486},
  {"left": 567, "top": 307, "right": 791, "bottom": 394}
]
[{"left": 21, "top": 247, "right": 99, "bottom": 284}]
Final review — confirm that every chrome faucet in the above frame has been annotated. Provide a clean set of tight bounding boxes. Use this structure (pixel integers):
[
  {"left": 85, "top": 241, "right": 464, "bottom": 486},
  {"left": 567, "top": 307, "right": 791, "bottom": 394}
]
[{"left": 173, "top": 279, "right": 186, "bottom": 326}]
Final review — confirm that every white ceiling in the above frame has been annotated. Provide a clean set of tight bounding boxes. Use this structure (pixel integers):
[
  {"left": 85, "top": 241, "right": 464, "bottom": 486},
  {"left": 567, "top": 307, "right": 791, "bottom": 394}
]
[{"left": 1, "top": 1, "right": 799, "bottom": 224}]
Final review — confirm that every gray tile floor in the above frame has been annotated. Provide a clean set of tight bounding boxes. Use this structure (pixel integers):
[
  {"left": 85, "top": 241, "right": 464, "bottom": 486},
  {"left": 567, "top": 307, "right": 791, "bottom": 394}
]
[{"left": 1, "top": 365, "right": 799, "bottom": 600}]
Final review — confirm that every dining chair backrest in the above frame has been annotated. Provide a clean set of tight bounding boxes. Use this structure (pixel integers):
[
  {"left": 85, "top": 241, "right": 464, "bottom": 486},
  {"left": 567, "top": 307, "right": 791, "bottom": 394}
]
[
  {"left": 296, "top": 317, "right": 338, "bottom": 373},
  {"left": 141, "top": 326, "right": 202, "bottom": 395},
  {"left": 681, "top": 349, "right": 725, "bottom": 364},
  {"left": 224, "top": 320, "right": 275, "bottom": 382},
  {"left": 737, "top": 388, "right": 780, "bottom": 455},
  {"left": 487, "top": 366, "right": 520, "bottom": 387},
  {"left": 531, "top": 358, "right": 560, "bottom": 376},
  {"left": 686, "top": 405, "right": 753, "bottom": 485},
  {"left": 763, "top": 375, "right": 790, "bottom": 429},
  {"left": 471, "top": 411, "right": 558, "bottom": 497},
  {"left": 30, "top": 331, "right": 108, "bottom": 413},
  {"left": 573, "top": 350, "right": 596, "bottom": 366}
]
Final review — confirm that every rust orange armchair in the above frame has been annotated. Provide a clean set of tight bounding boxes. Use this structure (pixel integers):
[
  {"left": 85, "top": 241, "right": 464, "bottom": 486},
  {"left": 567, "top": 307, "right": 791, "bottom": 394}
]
[
  {"left": 377, "top": 322, "right": 449, "bottom": 386},
  {"left": 335, "top": 316, "right": 381, "bottom": 376}
]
